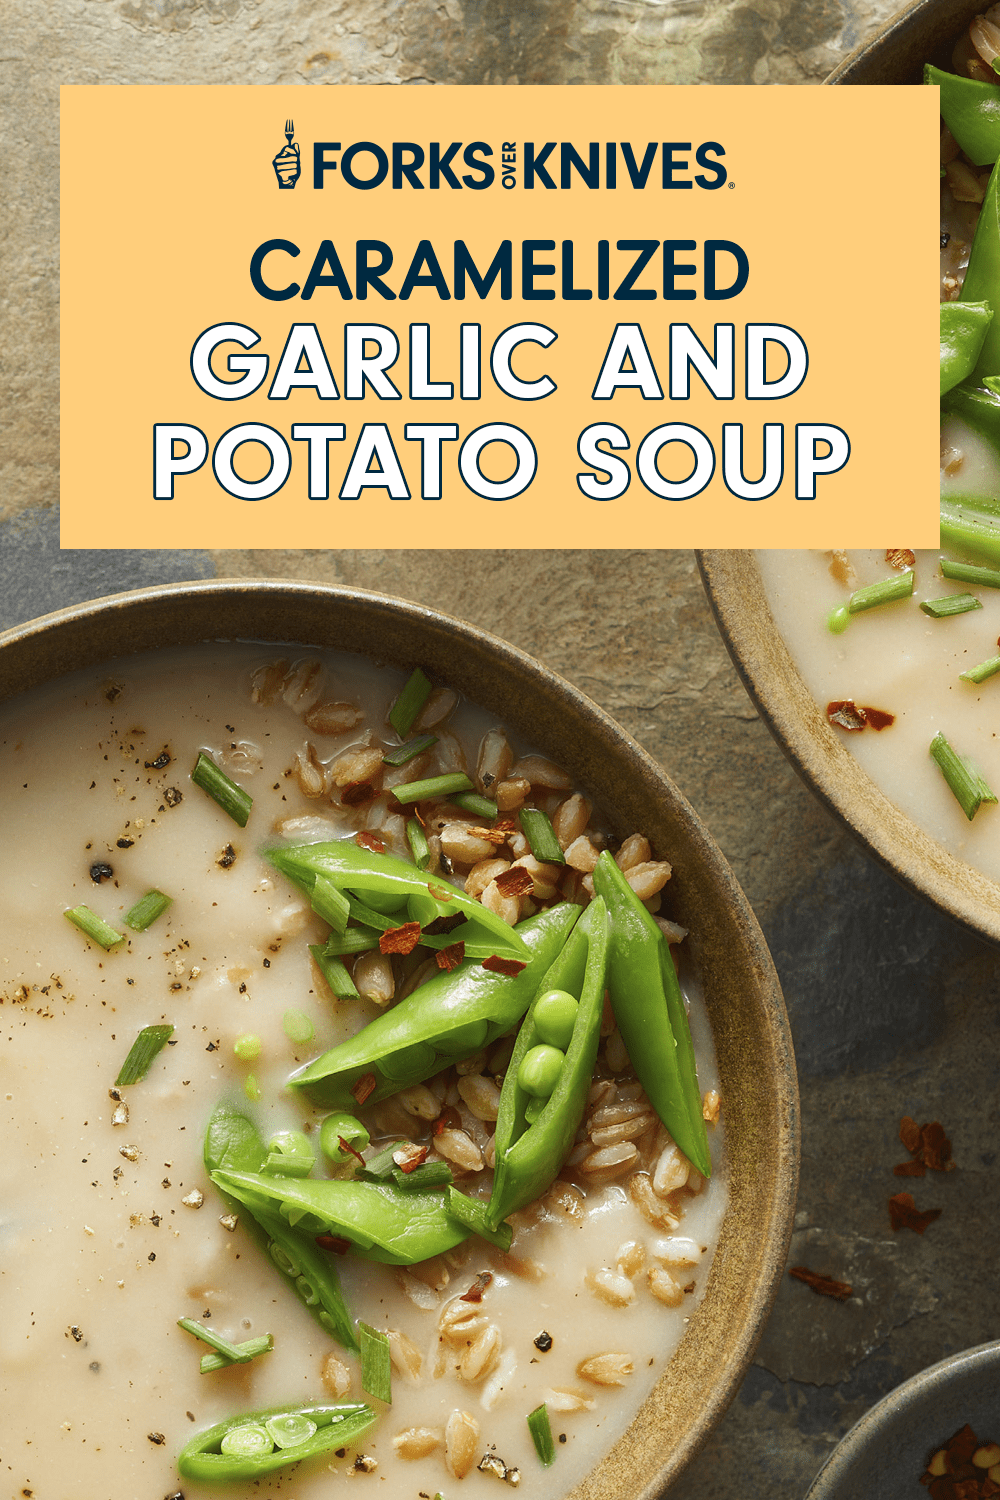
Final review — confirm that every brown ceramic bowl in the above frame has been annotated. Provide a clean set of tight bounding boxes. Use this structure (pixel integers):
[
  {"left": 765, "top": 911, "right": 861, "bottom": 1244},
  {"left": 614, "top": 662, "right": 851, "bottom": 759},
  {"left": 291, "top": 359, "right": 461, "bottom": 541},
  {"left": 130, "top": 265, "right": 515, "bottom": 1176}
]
[
  {"left": 0, "top": 578, "right": 795, "bottom": 1497},
  {"left": 698, "top": 550, "right": 1000, "bottom": 947},
  {"left": 823, "top": 0, "right": 980, "bottom": 84}
]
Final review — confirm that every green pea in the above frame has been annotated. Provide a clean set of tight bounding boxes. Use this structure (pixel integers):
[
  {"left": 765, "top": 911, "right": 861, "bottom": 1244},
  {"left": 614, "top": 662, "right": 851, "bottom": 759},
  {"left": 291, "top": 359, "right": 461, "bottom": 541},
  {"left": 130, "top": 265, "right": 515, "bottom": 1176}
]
[
  {"left": 436, "top": 1018, "right": 489, "bottom": 1055},
  {"left": 524, "top": 1095, "right": 546, "bottom": 1125},
  {"left": 320, "top": 1113, "right": 371, "bottom": 1165},
  {"left": 220, "top": 1424, "right": 274, "bottom": 1458},
  {"left": 517, "top": 1043, "right": 565, "bottom": 1098},
  {"left": 265, "top": 1412, "right": 318, "bottom": 1449},
  {"left": 233, "top": 1032, "right": 262, "bottom": 1061},
  {"left": 268, "top": 1128, "right": 313, "bottom": 1159},
  {"left": 533, "top": 988, "right": 578, "bottom": 1050},
  {"left": 379, "top": 1040, "right": 438, "bottom": 1082}
]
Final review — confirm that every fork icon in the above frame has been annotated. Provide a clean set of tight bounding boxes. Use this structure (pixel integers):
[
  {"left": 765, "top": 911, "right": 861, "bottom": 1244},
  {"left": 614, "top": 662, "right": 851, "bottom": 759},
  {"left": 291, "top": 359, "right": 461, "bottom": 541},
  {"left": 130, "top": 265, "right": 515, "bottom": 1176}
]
[{"left": 273, "top": 118, "right": 301, "bottom": 189}]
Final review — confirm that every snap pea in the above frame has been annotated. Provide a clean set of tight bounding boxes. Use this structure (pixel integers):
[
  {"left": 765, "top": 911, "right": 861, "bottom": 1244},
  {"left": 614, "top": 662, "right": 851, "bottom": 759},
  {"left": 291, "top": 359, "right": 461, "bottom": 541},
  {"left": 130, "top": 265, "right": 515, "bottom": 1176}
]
[
  {"left": 926, "top": 63, "right": 1000, "bottom": 165},
  {"left": 177, "top": 1400, "right": 376, "bottom": 1482},
  {"left": 320, "top": 1112, "right": 371, "bottom": 1165},
  {"left": 210, "top": 1167, "right": 511, "bottom": 1263},
  {"left": 961, "top": 156, "right": 1000, "bottom": 381},
  {"left": 288, "top": 902, "right": 581, "bottom": 1109},
  {"left": 204, "top": 1103, "right": 358, "bottom": 1352},
  {"left": 591, "top": 851, "right": 711, "bottom": 1179},
  {"left": 268, "top": 840, "right": 528, "bottom": 960},
  {"left": 488, "top": 898, "right": 608, "bottom": 1228},
  {"left": 941, "top": 301, "right": 994, "bottom": 394}
]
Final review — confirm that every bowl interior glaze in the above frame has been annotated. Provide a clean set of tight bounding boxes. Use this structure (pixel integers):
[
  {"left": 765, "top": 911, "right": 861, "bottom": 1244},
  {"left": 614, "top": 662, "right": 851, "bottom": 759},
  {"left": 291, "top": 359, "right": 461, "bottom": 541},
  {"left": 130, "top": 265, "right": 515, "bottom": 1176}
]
[
  {"left": 824, "top": 0, "right": 982, "bottom": 83},
  {"left": 0, "top": 578, "right": 797, "bottom": 1499}
]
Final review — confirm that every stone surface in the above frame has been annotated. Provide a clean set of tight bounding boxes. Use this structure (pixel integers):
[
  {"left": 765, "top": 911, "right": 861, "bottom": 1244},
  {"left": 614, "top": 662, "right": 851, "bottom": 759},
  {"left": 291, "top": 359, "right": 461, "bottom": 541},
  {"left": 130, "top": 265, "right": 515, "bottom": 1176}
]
[{"left": 5, "top": 3, "right": 997, "bottom": 1497}]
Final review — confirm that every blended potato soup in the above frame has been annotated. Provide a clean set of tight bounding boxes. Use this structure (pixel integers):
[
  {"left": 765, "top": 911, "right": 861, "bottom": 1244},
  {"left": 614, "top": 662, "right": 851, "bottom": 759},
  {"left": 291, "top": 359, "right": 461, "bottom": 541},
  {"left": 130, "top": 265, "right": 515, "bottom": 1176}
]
[
  {"left": 757, "top": 548, "right": 1000, "bottom": 882},
  {"left": 0, "top": 640, "right": 725, "bottom": 1500}
]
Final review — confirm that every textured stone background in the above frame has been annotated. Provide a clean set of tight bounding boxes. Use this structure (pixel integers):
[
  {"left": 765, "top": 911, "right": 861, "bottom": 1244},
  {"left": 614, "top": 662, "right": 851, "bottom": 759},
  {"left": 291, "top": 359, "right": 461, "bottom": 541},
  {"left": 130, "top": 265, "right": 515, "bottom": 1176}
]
[{"left": 5, "top": 4, "right": 997, "bottom": 1498}]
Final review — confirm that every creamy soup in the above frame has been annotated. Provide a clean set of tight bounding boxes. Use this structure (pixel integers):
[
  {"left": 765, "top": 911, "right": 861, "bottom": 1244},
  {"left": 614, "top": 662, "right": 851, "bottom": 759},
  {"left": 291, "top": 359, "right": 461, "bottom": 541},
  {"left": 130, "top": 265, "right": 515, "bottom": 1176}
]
[
  {"left": 0, "top": 641, "right": 725, "bottom": 1500},
  {"left": 757, "top": 548, "right": 1000, "bottom": 882}
]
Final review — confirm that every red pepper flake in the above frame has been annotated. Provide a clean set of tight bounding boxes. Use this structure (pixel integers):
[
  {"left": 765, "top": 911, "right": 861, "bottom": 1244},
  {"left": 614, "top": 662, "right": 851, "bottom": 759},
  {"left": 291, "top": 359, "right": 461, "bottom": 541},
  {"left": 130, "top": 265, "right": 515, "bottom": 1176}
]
[
  {"left": 427, "top": 883, "right": 453, "bottom": 903},
  {"left": 434, "top": 1105, "right": 461, "bottom": 1136},
  {"left": 460, "top": 1271, "right": 494, "bottom": 1303},
  {"left": 355, "top": 830, "right": 385, "bottom": 854},
  {"left": 827, "top": 700, "right": 896, "bottom": 733},
  {"left": 886, "top": 548, "right": 916, "bottom": 570},
  {"left": 789, "top": 1266, "right": 853, "bottom": 1301},
  {"left": 482, "top": 955, "right": 527, "bottom": 977},
  {"left": 315, "top": 1233, "right": 351, "bottom": 1254},
  {"left": 351, "top": 1073, "right": 377, "bottom": 1106},
  {"left": 888, "top": 1191, "right": 942, "bottom": 1234},
  {"left": 436, "top": 941, "right": 466, "bottom": 972},
  {"left": 895, "top": 1116, "right": 955, "bottom": 1176},
  {"left": 392, "top": 1142, "right": 429, "bottom": 1174},
  {"left": 379, "top": 922, "right": 423, "bottom": 956},
  {"left": 341, "top": 780, "right": 377, "bottom": 806},
  {"left": 899, "top": 1115, "right": 922, "bottom": 1154},
  {"left": 495, "top": 867, "right": 534, "bottom": 900},
  {"left": 338, "top": 1135, "right": 366, "bottom": 1168}
]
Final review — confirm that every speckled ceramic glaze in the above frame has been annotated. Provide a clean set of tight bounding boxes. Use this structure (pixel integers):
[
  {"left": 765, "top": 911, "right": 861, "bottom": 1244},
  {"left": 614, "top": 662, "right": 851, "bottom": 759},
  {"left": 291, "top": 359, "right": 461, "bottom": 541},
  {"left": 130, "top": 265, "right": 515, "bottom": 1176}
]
[
  {"left": 697, "top": 552, "right": 1000, "bottom": 947},
  {"left": 0, "top": 579, "right": 796, "bottom": 1497},
  {"left": 805, "top": 1342, "right": 1000, "bottom": 1498}
]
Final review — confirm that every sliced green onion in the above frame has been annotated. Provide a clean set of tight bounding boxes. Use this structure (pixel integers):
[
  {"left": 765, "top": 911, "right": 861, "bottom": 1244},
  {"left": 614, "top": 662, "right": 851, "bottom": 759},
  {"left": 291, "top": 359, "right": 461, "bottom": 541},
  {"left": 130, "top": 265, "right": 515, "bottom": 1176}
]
[
  {"left": 191, "top": 752, "right": 252, "bottom": 827},
  {"left": 382, "top": 734, "right": 438, "bottom": 767},
  {"left": 940, "top": 558, "right": 1000, "bottom": 589},
  {"left": 221, "top": 1423, "right": 274, "bottom": 1458},
  {"left": 920, "top": 594, "right": 983, "bottom": 619},
  {"left": 929, "top": 731, "right": 998, "bottom": 819},
  {"left": 452, "top": 792, "right": 499, "bottom": 820},
  {"left": 265, "top": 1412, "right": 318, "bottom": 1449},
  {"left": 311, "top": 874, "right": 351, "bottom": 934},
  {"left": 359, "top": 1322, "right": 392, "bottom": 1403},
  {"left": 959, "top": 655, "right": 1000, "bottom": 683},
  {"left": 322, "top": 926, "right": 380, "bottom": 957},
  {"left": 527, "top": 1403, "right": 556, "bottom": 1466},
  {"left": 518, "top": 809, "right": 566, "bottom": 866},
  {"left": 244, "top": 1072, "right": 261, "bottom": 1102},
  {"left": 391, "top": 1161, "right": 454, "bottom": 1191},
  {"left": 389, "top": 669, "right": 433, "bottom": 738},
  {"left": 360, "top": 1141, "right": 405, "bottom": 1179},
  {"left": 200, "top": 1333, "right": 273, "bottom": 1373},
  {"left": 346, "top": 895, "right": 398, "bottom": 932},
  {"left": 310, "top": 945, "right": 360, "bottom": 1000},
  {"left": 391, "top": 772, "right": 474, "bottom": 805},
  {"left": 124, "top": 889, "right": 172, "bottom": 931},
  {"left": 283, "top": 1009, "right": 315, "bottom": 1044},
  {"left": 847, "top": 572, "right": 915, "bottom": 615},
  {"left": 446, "top": 1186, "right": 513, "bottom": 1250},
  {"left": 65, "top": 904, "right": 125, "bottom": 950},
  {"left": 406, "top": 818, "right": 431, "bottom": 870},
  {"left": 115, "top": 1024, "right": 174, "bottom": 1085},
  {"left": 233, "top": 1033, "right": 262, "bottom": 1061},
  {"left": 178, "top": 1317, "right": 253, "bottom": 1364}
]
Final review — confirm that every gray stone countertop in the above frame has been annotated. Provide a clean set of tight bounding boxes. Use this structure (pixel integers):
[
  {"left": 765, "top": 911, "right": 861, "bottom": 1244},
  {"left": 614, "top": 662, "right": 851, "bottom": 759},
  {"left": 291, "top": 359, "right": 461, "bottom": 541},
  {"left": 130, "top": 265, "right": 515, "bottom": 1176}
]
[{"left": 6, "top": 2, "right": 996, "bottom": 1497}]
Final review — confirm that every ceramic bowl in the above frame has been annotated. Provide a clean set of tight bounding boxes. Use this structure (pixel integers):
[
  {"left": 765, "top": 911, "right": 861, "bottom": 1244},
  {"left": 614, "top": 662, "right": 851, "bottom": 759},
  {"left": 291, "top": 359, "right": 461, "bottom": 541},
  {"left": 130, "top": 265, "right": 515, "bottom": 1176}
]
[
  {"left": 698, "top": 550, "right": 1000, "bottom": 947},
  {"left": 824, "top": 0, "right": 981, "bottom": 84},
  {"left": 805, "top": 1341, "right": 1000, "bottom": 1498},
  {"left": 0, "top": 578, "right": 796, "bottom": 1498}
]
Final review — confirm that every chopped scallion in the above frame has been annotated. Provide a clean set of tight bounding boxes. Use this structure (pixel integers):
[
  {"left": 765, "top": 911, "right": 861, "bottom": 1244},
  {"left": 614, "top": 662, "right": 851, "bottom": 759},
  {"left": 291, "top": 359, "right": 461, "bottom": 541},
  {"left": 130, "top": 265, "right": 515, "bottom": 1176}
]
[
  {"left": 959, "top": 655, "right": 1000, "bottom": 684},
  {"left": 311, "top": 874, "right": 350, "bottom": 933},
  {"left": 446, "top": 1185, "right": 513, "bottom": 1250},
  {"left": 391, "top": 772, "right": 473, "bottom": 805},
  {"left": 65, "top": 904, "right": 125, "bottom": 950},
  {"left": 452, "top": 792, "right": 499, "bottom": 820},
  {"left": 191, "top": 752, "right": 252, "bottom": 827},
  {"left": 940, "top": 558, "right": 1000, "bottom": 589},
  {"left": 309, "top": 945, "right": 360, "bottom": 1000},
  {"left": 518, "top": 809, "right": 566, "bottom": 866},
  {"left": 347, "top": 894, "right": 397, "bottom": 932},
  {"left": 847, "top": 572, "right": 915, "bottom": 614},
  {"left": 322, "top": 926, "right": 380, "bottom": 957},
  {"left": 389, "top": 669, "right": 433, "bottom": 739},
  {"left": 244, "top": 1072, "right": 261, "bottom": 1102},
  {"left": 359, "top": 1321, "right": 392, "bottom": 1403},
  {"left": 382, "top": 734, "right": 438, "bottom": 767},
  {"left": 527, "top": 1404, "right": 556, "bottom": 1466},
  {"left": 929, "top": 731, "right": 998, "bottom": 820},
  {"left": 391, "top": 1160, "right": 454, "bottom": 1191},
  {"left": 178, "top": 1317, "right": 253, "bottom": 1364},
  {"left": 406, "top": 818, "right": 431, "bottom": 870},
  {"left": 360, "top": 1141, "right": 404, "bottom": 1179},
  {"left": 124, "top": 889, "right": 172, "bottom": 931},
  {"left": 115, "top": 1024, "right": 174, "bottom": 1085},
  {"left": 200, "top": 1333, "right": 273, "bottom": 1373},
  {"left": 282, "top": 1009, "right": 315, "bottom": 1044},
  {"left": 919, "top": 594, "right": 983, "bottom": 619},
  {"left": 233, "top": 1033, "right": 262, "bottom": 1061}
]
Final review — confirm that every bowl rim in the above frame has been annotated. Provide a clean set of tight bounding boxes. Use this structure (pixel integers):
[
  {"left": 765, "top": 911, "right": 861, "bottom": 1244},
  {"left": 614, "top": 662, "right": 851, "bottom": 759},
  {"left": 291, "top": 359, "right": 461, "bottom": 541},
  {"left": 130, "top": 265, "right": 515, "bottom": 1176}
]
[
  {"left": 697, "top": 550, "right": 1000, "bottom": 948},
  {"left": 804, "top": 1340, "right": 1000, "bottom": 1497},
  {"left": 0, "top": 575, "right": 799, "bottom": 1498}
]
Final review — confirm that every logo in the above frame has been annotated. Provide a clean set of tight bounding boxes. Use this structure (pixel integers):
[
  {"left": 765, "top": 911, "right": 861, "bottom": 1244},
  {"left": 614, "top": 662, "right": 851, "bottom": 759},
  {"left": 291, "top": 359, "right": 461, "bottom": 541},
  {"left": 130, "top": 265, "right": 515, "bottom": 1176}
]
[{"left": 273, "top": 119, "right": 301, "bottom": 189}]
